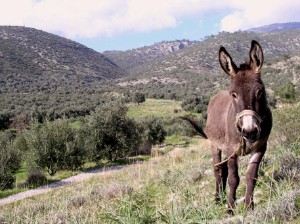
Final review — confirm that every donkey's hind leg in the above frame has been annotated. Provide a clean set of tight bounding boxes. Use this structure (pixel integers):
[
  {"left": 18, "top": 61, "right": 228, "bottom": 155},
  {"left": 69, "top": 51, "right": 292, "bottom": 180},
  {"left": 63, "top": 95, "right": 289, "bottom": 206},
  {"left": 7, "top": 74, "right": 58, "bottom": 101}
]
[{"left": 212, "top": 146, "right": 228, "bottom": 204}]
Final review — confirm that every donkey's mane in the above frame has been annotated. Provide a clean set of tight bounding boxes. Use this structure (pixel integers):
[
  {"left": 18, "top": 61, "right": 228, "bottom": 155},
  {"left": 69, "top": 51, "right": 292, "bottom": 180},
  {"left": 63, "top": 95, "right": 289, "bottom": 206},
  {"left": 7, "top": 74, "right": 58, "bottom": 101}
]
[{"left": 239, "top": 63, "right": 251, "bottom": 71}]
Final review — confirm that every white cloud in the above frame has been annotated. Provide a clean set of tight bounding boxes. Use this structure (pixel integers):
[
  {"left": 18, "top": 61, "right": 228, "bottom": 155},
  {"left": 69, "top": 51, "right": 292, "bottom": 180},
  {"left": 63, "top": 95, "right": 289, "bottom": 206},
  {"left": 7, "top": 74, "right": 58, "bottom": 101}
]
[
  {"left": 220, "top": 0, "right": 300, "bottom": 32},
  {"left": 0, "top": 0, "right": 299, "bottom": 38}
]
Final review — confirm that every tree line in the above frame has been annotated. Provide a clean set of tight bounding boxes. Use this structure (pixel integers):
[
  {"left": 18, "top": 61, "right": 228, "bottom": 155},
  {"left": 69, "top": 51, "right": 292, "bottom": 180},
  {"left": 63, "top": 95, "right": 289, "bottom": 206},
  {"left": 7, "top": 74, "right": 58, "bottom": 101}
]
[{"left": 0, "top": 101, "right": 167, "bottom": 190}]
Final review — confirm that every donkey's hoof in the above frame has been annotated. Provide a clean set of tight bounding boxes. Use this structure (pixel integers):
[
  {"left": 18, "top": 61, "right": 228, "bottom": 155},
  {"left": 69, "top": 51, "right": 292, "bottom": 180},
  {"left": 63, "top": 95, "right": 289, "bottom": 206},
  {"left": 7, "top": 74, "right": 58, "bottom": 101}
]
[{"left": 226, "top": 208, "right": 234, "bottom": 216}]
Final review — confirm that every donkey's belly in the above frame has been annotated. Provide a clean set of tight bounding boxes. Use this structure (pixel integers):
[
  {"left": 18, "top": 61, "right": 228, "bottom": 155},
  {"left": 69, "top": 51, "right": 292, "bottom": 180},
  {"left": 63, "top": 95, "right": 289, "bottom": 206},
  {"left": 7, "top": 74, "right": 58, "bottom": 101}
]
[{"left": 205, "top": 90, "right": 231, "bottom": 145}]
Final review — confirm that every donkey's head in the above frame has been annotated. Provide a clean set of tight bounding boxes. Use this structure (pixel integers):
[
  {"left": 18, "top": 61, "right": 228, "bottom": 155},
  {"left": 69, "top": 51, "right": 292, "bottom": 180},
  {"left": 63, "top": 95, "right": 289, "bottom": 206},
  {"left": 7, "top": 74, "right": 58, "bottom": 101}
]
[{"left": 219, "top": 40, "right": 267, "bottom": 143}]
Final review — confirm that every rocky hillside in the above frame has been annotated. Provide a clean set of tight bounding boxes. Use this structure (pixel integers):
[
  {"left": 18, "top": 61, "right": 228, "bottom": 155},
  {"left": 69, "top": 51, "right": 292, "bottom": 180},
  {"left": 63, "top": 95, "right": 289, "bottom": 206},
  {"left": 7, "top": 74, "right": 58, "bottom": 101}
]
[
  {"left": 248, "top": 22, "right": 300, "bottom": 33},
  {"left": 124, "top": 30, "right": 300, "bottom": 79},
  {"left": 0, "top": 26, "right": 126, "bottom": 91},
  {"left": 104, "top": 23, "right": 300, "bottom": 77},
  {"left": 112, "top": 27, "right": 300, "bottom": 106},
  {"left": 103, "top": 40, "right": 197, "bottom": 71}
]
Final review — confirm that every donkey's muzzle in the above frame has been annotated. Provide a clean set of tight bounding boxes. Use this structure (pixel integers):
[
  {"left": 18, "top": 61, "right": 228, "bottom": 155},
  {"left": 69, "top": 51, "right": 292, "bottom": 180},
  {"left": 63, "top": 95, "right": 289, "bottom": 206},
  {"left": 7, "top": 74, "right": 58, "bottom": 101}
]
[
  {"left": 236, "top": 110, "right": 262, "bottom": 143},
  {"left": 242, "top": 127, "right": 259, "bottom": 143}
]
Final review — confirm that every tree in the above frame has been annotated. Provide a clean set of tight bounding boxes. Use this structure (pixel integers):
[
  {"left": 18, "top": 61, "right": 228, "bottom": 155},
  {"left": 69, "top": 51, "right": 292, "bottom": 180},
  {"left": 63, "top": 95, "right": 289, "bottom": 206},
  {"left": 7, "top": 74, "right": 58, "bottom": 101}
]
[
  {"left": 139, "top": 116, "right": 167, "bottom": 145},
  {"left": 181, "top": 95, "right": 209, "bottom": 113},
  {"left": 26, "top": 119, "right": 86, "bottom": 175},
  {"left": 133, "top": 92, "right": 146, "bottom": 105},
  {"left": 86, "top": 102, "right": 142, "bottom": 162},
  {"left": 277, "top": 82, "right": 296, "bottom": 102},
  {"left": 0, "top": 131, "right": 22, "bottom": 190}
]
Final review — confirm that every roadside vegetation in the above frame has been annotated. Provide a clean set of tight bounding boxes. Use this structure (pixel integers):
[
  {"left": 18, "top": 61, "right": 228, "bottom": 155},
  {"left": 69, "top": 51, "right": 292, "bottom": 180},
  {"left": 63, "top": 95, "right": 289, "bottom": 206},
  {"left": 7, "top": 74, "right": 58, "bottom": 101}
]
[{"left": 0, "top": 96, "right": 299, "bottom": 222}]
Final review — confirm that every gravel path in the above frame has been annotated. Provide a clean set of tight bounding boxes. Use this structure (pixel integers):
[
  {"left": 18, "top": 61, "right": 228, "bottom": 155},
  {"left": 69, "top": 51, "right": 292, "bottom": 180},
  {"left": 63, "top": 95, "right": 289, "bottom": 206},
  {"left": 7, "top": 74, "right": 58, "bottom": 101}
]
[
  {"left": 0, "top": 165, "right": 130, "bottom": 207},
  {"left": 0, "top": 146, "right": 188, "bottom": 207}
]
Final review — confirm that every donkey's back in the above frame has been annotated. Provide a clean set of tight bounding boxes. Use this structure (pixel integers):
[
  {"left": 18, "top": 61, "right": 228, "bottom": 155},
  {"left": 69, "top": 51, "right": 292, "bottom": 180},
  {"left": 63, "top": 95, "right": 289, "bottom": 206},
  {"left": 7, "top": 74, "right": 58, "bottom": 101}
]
[{"left": 205, "top": 90, "right": 232, "bottom": 145}]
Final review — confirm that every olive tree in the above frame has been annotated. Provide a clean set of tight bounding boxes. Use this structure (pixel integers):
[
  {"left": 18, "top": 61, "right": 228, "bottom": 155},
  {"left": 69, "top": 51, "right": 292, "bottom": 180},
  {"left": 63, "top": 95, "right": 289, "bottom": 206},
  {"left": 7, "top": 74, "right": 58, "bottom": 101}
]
[
  {"left": 0, "top": 131, "right": 22, "bottom": 190},
  {"left": 86, "top": 102, "right": 142, "bottom": 162},
  {"left": 26, "top": 119, "right": 86, "bottom": 175}
]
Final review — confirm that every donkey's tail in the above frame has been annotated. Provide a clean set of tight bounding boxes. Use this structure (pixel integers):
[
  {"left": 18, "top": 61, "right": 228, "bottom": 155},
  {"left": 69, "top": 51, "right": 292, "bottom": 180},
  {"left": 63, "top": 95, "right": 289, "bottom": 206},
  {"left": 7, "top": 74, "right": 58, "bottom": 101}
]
[{"left": 179, "top": 116, "right": 208, "bottom": 139}]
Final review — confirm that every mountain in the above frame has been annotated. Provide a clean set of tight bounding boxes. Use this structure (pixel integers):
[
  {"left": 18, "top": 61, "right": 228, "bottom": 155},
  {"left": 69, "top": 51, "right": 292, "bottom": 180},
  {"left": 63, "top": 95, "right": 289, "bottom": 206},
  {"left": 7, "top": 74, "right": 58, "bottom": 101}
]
[
  {"left": 112, "top": 28, "right": 300, "bottom": 106},
  {"left": 104, "top": 23, "right": 300, "bottom": 79},
  {"left": 1, "top": 24, "right": 300, "bottom": 118},
  {"left": 0, "top": 26, "right": 126, "bottom": 90},
  {"left": 103, "top": 40, "right": 197, "bottom": 71},
  {"left": 124, "top": 29, "right": 300, "bottom": 79},
  {"left": 248, "top": 22, "right": 300, "bottom": 33}
]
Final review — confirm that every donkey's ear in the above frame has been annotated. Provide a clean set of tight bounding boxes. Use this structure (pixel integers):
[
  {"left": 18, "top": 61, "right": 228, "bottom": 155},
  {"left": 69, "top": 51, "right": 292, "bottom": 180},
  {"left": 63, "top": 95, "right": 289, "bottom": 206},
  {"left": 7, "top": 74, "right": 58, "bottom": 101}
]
[
  {"left": 219, "top": 46, "right": 238, "bottom": 78},
  {"left": 249, "top": 40, "right": 264, "bottom": 73}
]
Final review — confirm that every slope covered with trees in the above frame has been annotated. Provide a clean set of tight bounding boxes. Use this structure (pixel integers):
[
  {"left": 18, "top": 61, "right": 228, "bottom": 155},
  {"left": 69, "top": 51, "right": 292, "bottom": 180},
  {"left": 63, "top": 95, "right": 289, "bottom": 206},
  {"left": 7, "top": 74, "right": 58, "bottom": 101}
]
[{"left": 0, "top": 26, "right": 126, "bottom": 90}]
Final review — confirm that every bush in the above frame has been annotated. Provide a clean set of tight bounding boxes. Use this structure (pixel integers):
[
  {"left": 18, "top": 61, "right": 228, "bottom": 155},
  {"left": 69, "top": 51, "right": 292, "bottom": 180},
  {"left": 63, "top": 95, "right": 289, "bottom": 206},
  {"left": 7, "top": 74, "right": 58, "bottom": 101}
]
[
  {"left": 26, "top": 119, "right": 87, "bottom": 175},
  {"left": 276, "top": 82, "right": 296, "bottom": 102},
  {"left": 0, "top": 112, "right": 12, "bottom": 130},
  {"left": 0, "top": 131, "right": 22, "bottom": 190},
  {"left": 163, "top": 117, "right": 198, "bottom": 137},
  {"left": 272, "top": 104, "right": 300, "bottom": 145},
  {"left": 181, "top": 95, "right": 208, "bottom": 113},
  {"left": 86, "top": 102, "right": 142, "bottom": 162},
  {"left": 26, "top": 170, "right": 47, "bottom": 186},
  {"left": 139, "top": 116, "right": 167, "bottom": 145},
  {"left": 133, "top": 92, "right": 146, "bottom": 105}
]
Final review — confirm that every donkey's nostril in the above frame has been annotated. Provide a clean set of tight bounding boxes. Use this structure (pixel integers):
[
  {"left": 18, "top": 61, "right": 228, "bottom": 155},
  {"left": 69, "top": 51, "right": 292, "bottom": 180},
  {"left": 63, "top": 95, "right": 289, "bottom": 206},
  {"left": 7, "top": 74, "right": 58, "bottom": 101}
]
[{"left": 242, "top": 128, "right": 259, "bottom": 142}]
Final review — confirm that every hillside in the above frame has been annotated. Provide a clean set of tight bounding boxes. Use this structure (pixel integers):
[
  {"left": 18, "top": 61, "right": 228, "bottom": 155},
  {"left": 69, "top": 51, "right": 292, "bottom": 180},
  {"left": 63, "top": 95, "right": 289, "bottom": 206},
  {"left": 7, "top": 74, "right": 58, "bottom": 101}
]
[
  {"left": 248, "top": 22, "right": 300, "bottom": 33},
  {"left": 110, "top": 29, "right": 300, "bottom": 106},
  {"left": 0, "top": 26, "right": 126, "bottom": 91},
  {"left": 103, "top": 40, "right": 197, "bottom": 71},
  {"left": 125, "top": 30, "right": 300, "bottom": 78},
  {"left": 1, "top": 24, "right": 300, "bottom": 118},
  {"left": 104, "top": 23, "right": 300, "bottom": 75}
]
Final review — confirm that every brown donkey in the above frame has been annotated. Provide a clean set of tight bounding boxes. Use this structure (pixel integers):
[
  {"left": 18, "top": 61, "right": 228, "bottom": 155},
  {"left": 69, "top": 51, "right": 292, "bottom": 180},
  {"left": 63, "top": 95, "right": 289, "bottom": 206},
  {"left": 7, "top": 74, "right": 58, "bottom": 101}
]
[{"left": 182, "top": 40, "right": 272, "bottom": 214}]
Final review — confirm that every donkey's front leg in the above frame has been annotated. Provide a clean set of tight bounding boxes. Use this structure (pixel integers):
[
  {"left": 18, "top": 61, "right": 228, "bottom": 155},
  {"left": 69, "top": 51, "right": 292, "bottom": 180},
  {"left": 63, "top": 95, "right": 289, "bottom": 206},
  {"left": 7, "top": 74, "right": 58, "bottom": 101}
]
[
  {"left": 245, "top": 145, "right": 266, "bottom": 210},
  {"left": 212, "top": 147, "right": 228, "bottom": 204},
  {"left": 227, "top": 155, "right": 239, "bottom": 214}
]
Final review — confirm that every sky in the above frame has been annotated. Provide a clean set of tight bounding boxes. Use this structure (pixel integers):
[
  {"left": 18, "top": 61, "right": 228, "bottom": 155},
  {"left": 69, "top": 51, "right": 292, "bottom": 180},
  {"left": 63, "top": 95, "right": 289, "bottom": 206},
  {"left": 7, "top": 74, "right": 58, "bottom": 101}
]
[{"left": 0, "top": 0, "right": 299, "bottom": 52}]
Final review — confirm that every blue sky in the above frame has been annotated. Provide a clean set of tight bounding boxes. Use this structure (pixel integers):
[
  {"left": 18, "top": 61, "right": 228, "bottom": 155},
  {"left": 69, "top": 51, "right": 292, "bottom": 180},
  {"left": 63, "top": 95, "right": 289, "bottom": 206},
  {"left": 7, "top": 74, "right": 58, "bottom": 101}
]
[
  {"left": 74, "top": 13, "right": 226, "bottom": 52},
  {"left": 0, "top": 0, "right": 300, "bottom": 52}
]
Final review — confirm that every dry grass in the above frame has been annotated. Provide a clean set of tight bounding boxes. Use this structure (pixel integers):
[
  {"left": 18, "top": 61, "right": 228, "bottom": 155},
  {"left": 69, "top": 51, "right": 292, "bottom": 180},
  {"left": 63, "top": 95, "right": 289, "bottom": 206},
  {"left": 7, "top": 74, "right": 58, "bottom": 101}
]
[{"left": 1, "top": 137, "right": 300, "bottom": 223}]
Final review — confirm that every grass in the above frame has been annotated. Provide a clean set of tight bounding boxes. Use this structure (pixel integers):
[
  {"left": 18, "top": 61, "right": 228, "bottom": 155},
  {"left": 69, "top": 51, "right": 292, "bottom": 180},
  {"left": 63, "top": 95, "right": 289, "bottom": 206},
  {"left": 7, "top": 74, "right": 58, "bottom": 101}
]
[
  {"left": 1, "top": 137, "right": 300, "bottom": 223},
  {"left": 1, "top": 101, "right": 300, "bottom": 222},
  {"left": 0, "top": 157, "right": 151, "bottom": 200},
  {"left": 0, "top": 138, "right": 220, "bottom": 223},
  {"left": 127, "top": 98, "right": 188, "bottom": 118}
]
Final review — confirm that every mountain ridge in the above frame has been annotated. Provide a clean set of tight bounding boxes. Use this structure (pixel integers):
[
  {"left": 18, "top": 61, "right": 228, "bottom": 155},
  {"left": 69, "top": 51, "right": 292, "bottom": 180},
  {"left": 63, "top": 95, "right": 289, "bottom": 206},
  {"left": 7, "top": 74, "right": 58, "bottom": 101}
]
[
  {"left": 0, "top": 26, "right": 126, "bottom": 91},
  {"left": 104, "top": 22, "right": 300, "bottom": 74},
  {"left": 248, "top": 22, "right": 300, "bottom": 33}
]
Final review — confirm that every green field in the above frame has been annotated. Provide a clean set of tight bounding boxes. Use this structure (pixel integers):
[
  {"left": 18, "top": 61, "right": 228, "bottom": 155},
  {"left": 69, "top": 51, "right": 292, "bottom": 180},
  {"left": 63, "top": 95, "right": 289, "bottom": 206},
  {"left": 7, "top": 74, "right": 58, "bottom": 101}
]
[{"left": 127, "top": 98, "right": 188, "bottom": 118}]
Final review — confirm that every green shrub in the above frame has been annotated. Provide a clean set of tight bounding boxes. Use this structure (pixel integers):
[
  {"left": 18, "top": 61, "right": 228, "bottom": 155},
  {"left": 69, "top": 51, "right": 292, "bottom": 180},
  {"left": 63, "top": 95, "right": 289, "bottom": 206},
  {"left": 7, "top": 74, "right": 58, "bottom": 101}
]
[
  {"left": 26, "top": 119, "right": 86, "bottom": 175},
  {"left": 132, "top": 92, "right": 146, "bottom": 105},
  {"left": 276, "top": 82, "right": 296, "bottom": 102},
  {"left": 26, "top": 170, "right": 47, "bottom": 186},
  {"left": 181, "top": 95, "right": 208, "bottom": 113},
  {"left": 86, "top": 102, "right": 142, "bottom": 162},
  {"left": 0, "top": 131, "right": 22, "bottom": 190},
  {"left": 139, "top": 116, "right": 167, "bottom": 145},
  {"left": 272, "top": 104, "right": 300, "bottom": 145}
]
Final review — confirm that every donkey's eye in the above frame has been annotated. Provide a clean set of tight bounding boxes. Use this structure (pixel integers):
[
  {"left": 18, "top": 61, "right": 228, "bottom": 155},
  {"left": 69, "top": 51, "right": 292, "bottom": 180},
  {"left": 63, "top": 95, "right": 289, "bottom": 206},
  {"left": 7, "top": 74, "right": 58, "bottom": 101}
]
[
  {"left": 256, "top": 89, "right": 263, "bottom": 99},
  {"left": 231, "top": 92, "right": 238, "bottom": 99}
]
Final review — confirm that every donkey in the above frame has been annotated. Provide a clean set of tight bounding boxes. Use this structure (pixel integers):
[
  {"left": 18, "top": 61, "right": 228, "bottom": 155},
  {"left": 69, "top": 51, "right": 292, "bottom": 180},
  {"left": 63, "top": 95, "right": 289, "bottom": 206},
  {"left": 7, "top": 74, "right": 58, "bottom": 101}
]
[{"left": 182, "top": 40, "right": 272, "bottom": 214}]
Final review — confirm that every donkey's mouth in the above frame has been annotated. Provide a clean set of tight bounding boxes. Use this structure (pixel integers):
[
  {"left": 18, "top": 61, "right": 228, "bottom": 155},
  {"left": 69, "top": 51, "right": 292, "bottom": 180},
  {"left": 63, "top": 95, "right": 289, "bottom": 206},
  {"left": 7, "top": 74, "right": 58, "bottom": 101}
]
[
  {"left": 243, "top": 136, "right": 257, "bottom": 143},
  {"left": 242, "top": 130, "right": 260, "bottom": 143}
]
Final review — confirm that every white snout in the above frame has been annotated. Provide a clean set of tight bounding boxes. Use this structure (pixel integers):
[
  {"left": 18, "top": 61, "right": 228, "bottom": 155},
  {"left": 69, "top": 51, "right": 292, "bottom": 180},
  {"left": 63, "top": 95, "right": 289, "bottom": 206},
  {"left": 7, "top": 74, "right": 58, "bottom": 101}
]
[
  {"left": 242, "top": 115, "right": 257, "bottom": 132},
  {"left": 241, "top": 115, "right": 261, "bottom": 142}
]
